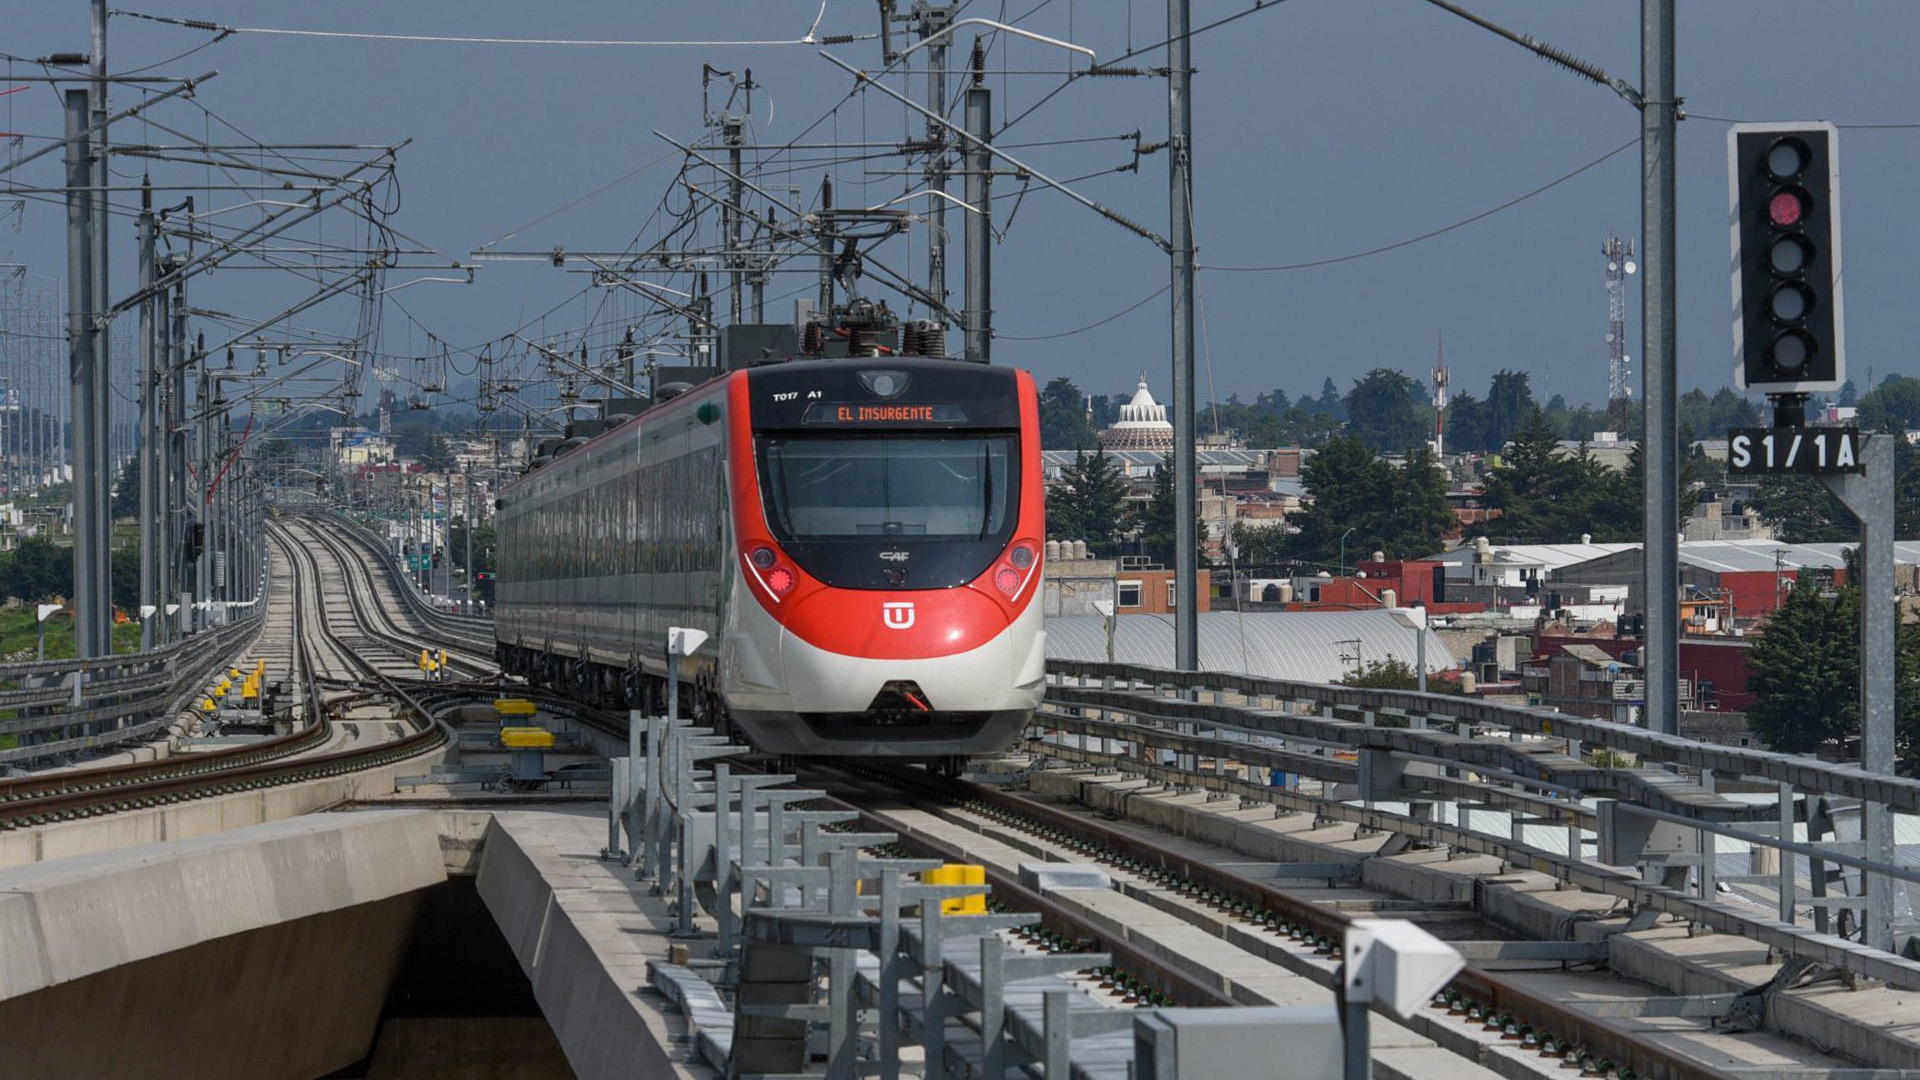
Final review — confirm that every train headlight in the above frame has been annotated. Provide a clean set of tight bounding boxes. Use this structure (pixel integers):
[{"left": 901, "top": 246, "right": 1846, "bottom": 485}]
[
  {"left": 767, "top": 567, "right": 796, "bottom": 597},
  {"left": 750, "top": 546, "right": 778, "bottom": 570},
  {"left": 991, "top": 543, "right": 1039, "bottom": 599},
  {"left": 858, "top": 369, "right": 910, "bottom": 398}
]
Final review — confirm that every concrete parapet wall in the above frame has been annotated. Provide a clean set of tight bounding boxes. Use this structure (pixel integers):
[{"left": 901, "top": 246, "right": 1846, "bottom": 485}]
[
  {"left": 1027, "top": 768, "right": 1920, "bottom": 1071},
  {"left": 0, "top": 809, "right": 446, "bottom": 1001},
  {"left": 475, "top": 810, "right": 713, "bottom": 1080},
  {"left": 0, "top": 811, "right": 448, "bottom": 1079},
  {"left": 0, "top": 754, "right": 441, "bottom": 870}
]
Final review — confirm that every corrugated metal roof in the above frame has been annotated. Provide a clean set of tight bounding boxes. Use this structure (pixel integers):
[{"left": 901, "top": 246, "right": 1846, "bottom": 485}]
[
  {"left": 1432, "top": 539, "right": 1920, "bottom": 578},
  {"left": 1041, "top": 448, "right": 1277, "bottom": 468},
  {"left": 1045, "top": 609, "right": 1455, "bottom": 684},
  {"left": 1558, "top": 539, "right": 1920, "bottom": 574},
  {"left": 1425, "top": 543, "right": 1637, "bottom": 577}
]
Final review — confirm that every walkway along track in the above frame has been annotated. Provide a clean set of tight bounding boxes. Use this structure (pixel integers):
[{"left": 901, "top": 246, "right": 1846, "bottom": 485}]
[
  {"left": 0, "top": 518, "right": 475, "bottom": 829},
  {"left": 813, "top": 763, "right": 1750, "bottom": 1080},
  {"left": 483, "top": 685, "right": 1750, "bottom": 1080}
]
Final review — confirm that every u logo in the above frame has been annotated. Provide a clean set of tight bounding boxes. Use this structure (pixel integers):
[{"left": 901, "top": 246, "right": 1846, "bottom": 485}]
[{"left": 881, "top": 602, "right": 915, "bottom": 630}]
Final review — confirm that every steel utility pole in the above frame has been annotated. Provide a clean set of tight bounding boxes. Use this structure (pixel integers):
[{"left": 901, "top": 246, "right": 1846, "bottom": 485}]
[
  {"left": 169, "top": 278, "right": 189, "bottom": 637},
  {"left": 89, "top": 0, "right": 113, "bottom": 655},
  {"left": 1167, "top": 0, "right": 1199, "bottom": 671},
  {"left": 962, "top": 42, "right": 992, "bottom": 363},
  {"left": 1640, "top": 0, "right": 1679, "bottom": 736},
  {"left": 921, "top": 6, "right": 953, "bottom": 335},
  {"left": 64, "top": 88, "right": 105, "bottom": 659},
  {"left": 725, "top": 114, "right": 745, "bottom": 327},
  {"left": 1817, "top": 438, "right": 1897, "bottom": 951},
  {"left": 136, "top": 191, "right": 157, "bottom": 649}
]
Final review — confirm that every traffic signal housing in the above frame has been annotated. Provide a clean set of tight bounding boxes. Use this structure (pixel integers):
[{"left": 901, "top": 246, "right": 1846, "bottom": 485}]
[{"left": 1730, "top": 122, "right": 1843, "bottom": 394}]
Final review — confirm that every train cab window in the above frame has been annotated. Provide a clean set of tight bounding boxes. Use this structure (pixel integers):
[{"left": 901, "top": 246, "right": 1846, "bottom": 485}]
[{"left": 759, "top": 435, "right": 1014, "bottom": 542}]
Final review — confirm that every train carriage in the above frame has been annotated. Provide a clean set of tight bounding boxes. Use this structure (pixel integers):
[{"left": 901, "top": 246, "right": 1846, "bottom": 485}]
[{"left": 495, "top": 356, "right": 1046, "bottom": 758}]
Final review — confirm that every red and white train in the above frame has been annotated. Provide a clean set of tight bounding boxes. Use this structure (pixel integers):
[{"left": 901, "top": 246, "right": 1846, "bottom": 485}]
[{"left": 494, "top": 357, "right": 1046, "bottom": 759}]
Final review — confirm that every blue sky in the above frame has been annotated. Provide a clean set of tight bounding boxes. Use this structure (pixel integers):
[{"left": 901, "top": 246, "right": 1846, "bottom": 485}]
[{"left": 3, "top": 1, "right": 1916, "bottom": 415}]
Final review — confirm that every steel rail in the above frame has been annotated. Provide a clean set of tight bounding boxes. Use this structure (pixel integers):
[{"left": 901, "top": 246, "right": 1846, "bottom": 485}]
[
  {"left": 1, "top": 523, "right": 452, "bottom": 829},
  {"left": 1045, "top": 660, "right": 1920, "bottom": 816},
  {"left": 839, "top": 764, "right": 1744, "bottom": 1080}
]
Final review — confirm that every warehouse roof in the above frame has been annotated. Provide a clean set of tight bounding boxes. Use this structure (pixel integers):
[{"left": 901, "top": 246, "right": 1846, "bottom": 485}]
[{"left": 1044, "top": 609, "right": 1455, "bottom": 684}]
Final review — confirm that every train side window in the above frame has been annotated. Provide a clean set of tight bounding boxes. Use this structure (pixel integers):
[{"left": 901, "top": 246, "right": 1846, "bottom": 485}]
[{"left": 1118, "top": 581, "right": 1142, "bottom": 608}]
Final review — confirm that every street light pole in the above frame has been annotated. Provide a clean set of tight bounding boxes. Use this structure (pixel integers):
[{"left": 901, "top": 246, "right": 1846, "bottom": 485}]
[{"left": 1339, "top": 526, "right": 1358, "bottom": 580}]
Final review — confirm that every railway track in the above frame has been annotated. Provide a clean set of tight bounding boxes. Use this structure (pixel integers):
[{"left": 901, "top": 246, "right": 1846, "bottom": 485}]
[
  {"left": 276, "top": 515, "right": 496, "bottom": 682},
  {"left": 0, "top": 516, "right": 482, "bottom": 830},
  {"left": 458, "top": 684, "right": 1754, "bottom": 1080},
  {"left": 802, "top": 763, "right": 1766, "bottom": 1080}
]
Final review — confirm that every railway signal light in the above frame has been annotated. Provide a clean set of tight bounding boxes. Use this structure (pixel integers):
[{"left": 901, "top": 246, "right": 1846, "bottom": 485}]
[{"left": 1730, "top": 122, "right": 1844, "bottom": 394}]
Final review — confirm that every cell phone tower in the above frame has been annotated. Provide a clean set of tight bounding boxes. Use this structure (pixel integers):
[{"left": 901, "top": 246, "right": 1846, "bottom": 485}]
[{"left": 1603, "top": 234, "right": 1636, "bottom": 430}]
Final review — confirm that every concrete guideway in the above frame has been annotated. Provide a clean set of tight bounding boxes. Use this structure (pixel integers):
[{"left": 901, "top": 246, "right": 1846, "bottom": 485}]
[
  {"left": 0, "top": 743, "right": 446, "bottom": 869},
  {"left": 0, "top": 811, "right": 446, "bottom": 1079},
  {"left": 475, "top": 808, "right": 716, "bottom": 1080},
  {"left": 1023, "top": 765, "right": 1920, "bottom": 1074}
]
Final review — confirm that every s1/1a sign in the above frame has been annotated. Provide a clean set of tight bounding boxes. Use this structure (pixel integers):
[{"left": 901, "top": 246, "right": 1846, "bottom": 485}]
[{"left": 1727, "top": 427, "right": 1863, "bottom": 475}]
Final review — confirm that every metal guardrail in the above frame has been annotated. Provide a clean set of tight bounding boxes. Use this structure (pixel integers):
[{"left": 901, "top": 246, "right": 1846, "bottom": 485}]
[
  {"left": 1044, "top": 659, "right": 1920, "bottom": 816},
  {"left": 610, "top": 711, "right": 1391, "bottom": 1080},
  {"left": 1036, "top": 661, "right": 1920, "bottom": 995},
  {"left": 0, "top": 611, "right": 267, "bottom": 767}
]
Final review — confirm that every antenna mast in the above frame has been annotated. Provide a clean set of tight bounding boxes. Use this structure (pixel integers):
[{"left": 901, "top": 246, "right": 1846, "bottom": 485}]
[{"left": 1603, "top": 234, "right": 1636, "bottom": 429}]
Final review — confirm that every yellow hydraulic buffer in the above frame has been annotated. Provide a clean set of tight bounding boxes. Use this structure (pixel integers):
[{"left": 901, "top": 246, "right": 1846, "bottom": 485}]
[
  {"left": 923, "top": 864, "right": 987, "bottom": 914},
  {"left": 498, "top": 727, "right": 556, "bottom": 749}
]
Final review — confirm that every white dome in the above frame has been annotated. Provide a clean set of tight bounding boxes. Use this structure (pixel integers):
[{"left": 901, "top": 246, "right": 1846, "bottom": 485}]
[
  {"left": 1111, "top": 373, "right": 1171, "bottom": 429},
  {"left": 1098, "top": 372, "right": 1176, "bottom": 452}
]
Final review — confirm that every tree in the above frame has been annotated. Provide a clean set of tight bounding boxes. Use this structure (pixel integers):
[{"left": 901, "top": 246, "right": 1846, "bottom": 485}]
[
  {"left": 111, "top": 457, "right": 140, "bottom": 520},
  {"left": 1747, "top": 585, "right": 1858, "bottom": 754},
  {"left": 1485, "top": 370, "right": 1537, "bottom": 453},
  {"left": 1341, "top": 657, "right": 1423, "bottom": 690},
  {"left": 1858, "top": 375, "right": 1920, "bottom": 433},
  {"left": 1384, "top": 445, "right": 1455, "bottom": 556},
  {"left": 1749, "top": 474, "right": 1855, "bottom": 542},
  {"left": 1838, "top": 378, "right": 1859, "bottom": 407},
  {"left": 1313, "top": 378, "right": 1347, "bottom": 420},
  {"left": 1446, "top": 391, "right": 1491, "bottom": 454},
  {"left": 1747, "top": 581, "right": 1920, "bottom": 769},
  {"left": 1706, "top": 387, "right": 1764, "bottom": 432},
  {"left": 1280, "top": 436, "right": 1392, "bottom": 566},
  {"left": 1475, "top": 410, "right": 1638, "bottom": 542},
  {"left": 1131, "top": 457, "right": 1179, "bottom": 567},
  {"left": 1048, "top": 448, "right": 1129, "bottom": 554},
  {"left": 1749, "top": 435, "right": 1918, "bottom": 543},
  {"left": 1038, "top": 376, "right": 1096, "bottom": 450},
  {"left": 111, "top": 542, "right": 139, "bottom": 614},
  {"left": 1342, "top": 368, "right": 1429, "bottom": 453},
  {"left": 1340, "top": 656, "right": 1463, "bottom": 694},
  {"left": 0, "top": 535, "right": 71, "bottom": 602}
]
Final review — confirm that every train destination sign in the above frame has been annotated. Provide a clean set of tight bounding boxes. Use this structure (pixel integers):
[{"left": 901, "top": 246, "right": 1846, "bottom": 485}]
[
  {"left": 802, "top": 402, "right": 969, "bottom": 425},
  {"left": 1727, "top": 426, "right": 1863, "bottom": 475}
]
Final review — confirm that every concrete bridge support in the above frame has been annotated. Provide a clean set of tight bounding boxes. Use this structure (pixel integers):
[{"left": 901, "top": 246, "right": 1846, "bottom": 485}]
[{"left": 0, "top": 811, "right": 446, "bottom": 1079}]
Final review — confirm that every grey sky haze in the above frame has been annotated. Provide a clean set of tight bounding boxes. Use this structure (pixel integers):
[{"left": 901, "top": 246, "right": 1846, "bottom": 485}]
[{"left": 3, "top": 1, "right": 1917, "bottom": 417}]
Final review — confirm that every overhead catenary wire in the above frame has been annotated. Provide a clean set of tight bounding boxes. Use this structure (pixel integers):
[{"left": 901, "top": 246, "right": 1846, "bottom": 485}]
[
  {"left": 998, "top": 284, "right": 1167, "bottom": 340},
  {"left": 112, "top": 9, "right": 877, "bottom": 48},
  {"left": 1201, "top": 137, "right": 1638, "bottom": 273}
]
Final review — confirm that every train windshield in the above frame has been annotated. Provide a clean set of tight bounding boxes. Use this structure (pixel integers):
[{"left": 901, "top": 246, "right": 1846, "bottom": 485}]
[{"left": 759, "top": 434, "right": 1014, "bottom": 542}]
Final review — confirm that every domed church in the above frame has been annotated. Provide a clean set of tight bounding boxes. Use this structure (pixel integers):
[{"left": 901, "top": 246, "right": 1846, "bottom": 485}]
[{"left": 1097, "top": 373, "right": 1176, "bottom": 453}]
